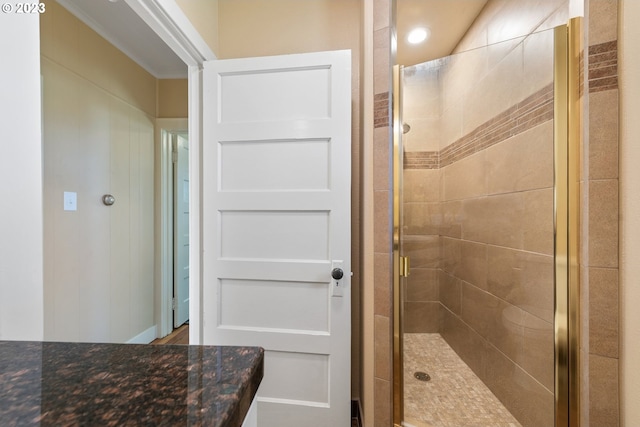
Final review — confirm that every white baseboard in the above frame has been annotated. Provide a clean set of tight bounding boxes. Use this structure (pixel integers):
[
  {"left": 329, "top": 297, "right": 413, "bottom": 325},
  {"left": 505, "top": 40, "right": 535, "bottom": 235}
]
[{"left": 126, "top": 325, "right": 157, "bottom": 344}]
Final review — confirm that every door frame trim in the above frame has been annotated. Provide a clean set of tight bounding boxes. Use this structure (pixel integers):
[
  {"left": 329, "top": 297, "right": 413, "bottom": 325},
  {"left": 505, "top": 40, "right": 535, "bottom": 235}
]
[
  {"left": 155, "top": 119, "right": 187, "bottom": 338},
  {"left": 127, "top": 0, "right": 217, "bottom": 343},
  {"left": 124, "top": 0, "right": 214, "bottom": 67}
]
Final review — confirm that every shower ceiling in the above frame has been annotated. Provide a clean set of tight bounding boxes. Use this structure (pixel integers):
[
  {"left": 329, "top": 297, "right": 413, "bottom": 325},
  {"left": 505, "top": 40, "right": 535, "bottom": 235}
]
[{"left": 397, "top": 0, "right": 488, "bottom": 66}]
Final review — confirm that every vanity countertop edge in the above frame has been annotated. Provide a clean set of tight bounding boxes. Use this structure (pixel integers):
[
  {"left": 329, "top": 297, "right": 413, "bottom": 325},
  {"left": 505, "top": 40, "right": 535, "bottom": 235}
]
[{"left": 0, "top": 340, "right": 264, "bottom": 427}]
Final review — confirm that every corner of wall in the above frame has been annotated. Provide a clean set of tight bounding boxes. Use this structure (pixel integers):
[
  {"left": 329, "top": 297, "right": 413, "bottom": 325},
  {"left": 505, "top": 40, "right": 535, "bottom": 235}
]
[
  {"left": 618, "top": 1, "right": 640, "bottom": 425},
  {"left": 0, "top": 10, "right": 44, "bottom": 341},
  {"left": 174, "top": 0, "right": 220, "bottom": 58}
]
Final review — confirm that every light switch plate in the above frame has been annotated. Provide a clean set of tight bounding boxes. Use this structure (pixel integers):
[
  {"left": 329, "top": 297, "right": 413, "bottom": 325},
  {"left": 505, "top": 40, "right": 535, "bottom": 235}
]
[{"left": 64, "top": 191, "right": 77, "bottom": 211}]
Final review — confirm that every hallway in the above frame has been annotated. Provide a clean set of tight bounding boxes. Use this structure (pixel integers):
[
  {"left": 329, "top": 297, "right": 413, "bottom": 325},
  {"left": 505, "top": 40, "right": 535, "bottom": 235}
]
[{"left": 152, "top": 324, "right": 189, "bottom": 345}]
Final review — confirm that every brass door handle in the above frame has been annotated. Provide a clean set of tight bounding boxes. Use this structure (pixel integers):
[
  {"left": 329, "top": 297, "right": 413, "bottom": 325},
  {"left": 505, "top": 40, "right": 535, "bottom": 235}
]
[{"left": 400, "top": 256, "right": 410, "bottom": 277}]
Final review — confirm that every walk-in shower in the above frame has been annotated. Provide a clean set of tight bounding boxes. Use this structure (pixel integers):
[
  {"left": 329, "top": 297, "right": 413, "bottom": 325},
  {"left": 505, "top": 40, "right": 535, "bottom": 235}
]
[{"left": 392, "top": 19, "right": 582, "bottom": 427}]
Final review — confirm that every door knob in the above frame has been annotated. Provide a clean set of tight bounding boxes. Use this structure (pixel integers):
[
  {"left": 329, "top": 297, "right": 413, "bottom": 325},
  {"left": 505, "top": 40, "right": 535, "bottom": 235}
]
[
  {"left": 102, "top": 194, "right": 115, "bottom": 206},
  {"left": 331, "top": 268, "right": 344, "bottom": 280}
]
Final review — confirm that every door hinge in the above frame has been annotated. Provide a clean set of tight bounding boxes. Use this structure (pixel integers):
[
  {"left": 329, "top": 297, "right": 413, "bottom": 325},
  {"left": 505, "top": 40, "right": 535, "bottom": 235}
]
[
  {"left": 172, "top": 297, "right": 177, "bottom": 310},
  {"left": 171, "top": 151, "right": 177, "bottom": 163},
  {"left": 400, "top": 256, "right": 410, "bottom": 277}
]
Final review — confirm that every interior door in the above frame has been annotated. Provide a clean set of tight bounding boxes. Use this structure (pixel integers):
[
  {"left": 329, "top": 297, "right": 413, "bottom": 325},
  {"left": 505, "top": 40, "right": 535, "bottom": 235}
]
[
  {"left": 173, "top": 133, "right": 189, "bottom": 328},
  {"left": 202, "top": 50, "right": 351, "bottom": 427}
]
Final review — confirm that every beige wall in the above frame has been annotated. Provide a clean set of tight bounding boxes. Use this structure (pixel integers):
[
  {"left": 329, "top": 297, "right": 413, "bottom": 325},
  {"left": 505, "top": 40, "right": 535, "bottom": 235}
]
[
  {"left": 40, "top": 1, "right": 156, "bottom": 116},
  {"left": 175, "top": 0, "right": 219, "bottom": 56},
  {"left": 157, "top": 79, "right": 188, "bottom": 118},
  {"left": 218, "top": 0, "right": 360, "bottom": 59},
  {"left": 620, "top": 1, "right": 640, "bottom": 424},
  {"left": 41, "top": 0, "right": 156, "bottom": 343}
]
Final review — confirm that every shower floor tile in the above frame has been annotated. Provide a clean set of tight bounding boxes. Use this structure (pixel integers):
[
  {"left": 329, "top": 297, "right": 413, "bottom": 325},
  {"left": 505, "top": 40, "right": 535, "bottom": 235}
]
[{"left": 403, "top": 333, "right": 521, "bottom": 427}]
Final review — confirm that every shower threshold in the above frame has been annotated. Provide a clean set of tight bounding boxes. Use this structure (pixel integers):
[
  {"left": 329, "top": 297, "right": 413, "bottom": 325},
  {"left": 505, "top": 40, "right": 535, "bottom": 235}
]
[{"left": 403, "top": 333, "right": 521, "bottom": 427}]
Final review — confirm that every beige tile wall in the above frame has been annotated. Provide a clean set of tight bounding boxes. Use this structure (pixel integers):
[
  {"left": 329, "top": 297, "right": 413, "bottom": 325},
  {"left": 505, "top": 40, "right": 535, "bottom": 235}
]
[
  {"left": 400, "top": 23, "right": 559, "bottom": 427},
  {"left": 374, "top": 0, "right": 621, "bottom": 426},
  {"left": 402, "top": 64, "right": 441, "bottom": 152},
  {"left": 440, "top": 30, "right": 556, "bottom": 150},
  {"left": 586, "top": 0, "right": 620, "bottom": 425},
  {"left": 402, "top": 166, "right": 441, "bottom": 334},
  {"left": 373, "top": 0, "right": 393, "bottom": 425},
  {"left": 438, "top": 126, "right": 556, "bottom": 427}
]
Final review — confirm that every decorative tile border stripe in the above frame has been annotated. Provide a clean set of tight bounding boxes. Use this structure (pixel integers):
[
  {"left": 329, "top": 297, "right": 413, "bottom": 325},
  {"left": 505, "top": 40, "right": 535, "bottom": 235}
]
[
  {"left": 404, "top": 151, "right": 439, "bottom": 169},
  {"left": 374, "top": 92, "right": 390, "bottom": 128},
  {"left": 589, "top": 40, "right": 617, "bottom": 93},
  {"left": 441, "top": 83, "right": 553, "bottom": 167},
  {"left": 402, "top": 41, "right": 617, "bottom": 171},
  {"left": 403, "top": 84, "right": 553, "bottom": 170}
]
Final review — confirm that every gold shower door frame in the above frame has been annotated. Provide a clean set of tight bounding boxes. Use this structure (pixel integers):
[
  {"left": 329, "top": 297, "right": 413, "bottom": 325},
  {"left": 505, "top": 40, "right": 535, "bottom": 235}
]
[
  {"left": 391, "top": 18, "right": 583, "bottom": 427},
  {"left": 554, "top": 17, "right": 582, "bottom": 427},
  {"left": 392, "top": 62, "right": 403, "bottom": 427}
]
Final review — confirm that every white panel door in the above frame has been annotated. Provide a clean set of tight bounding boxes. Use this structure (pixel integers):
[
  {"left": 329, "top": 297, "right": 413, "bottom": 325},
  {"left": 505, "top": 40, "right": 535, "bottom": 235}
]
[
  {"left": 202, "top": 50, "right": 351, "bottom": 427},
  {"left": 174, "top": 134, "right": 190, "bottom": 327}
]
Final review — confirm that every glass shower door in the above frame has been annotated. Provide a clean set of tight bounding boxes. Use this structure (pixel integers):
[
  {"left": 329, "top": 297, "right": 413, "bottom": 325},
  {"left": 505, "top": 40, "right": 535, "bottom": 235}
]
[{"left": 394, "top": 22, "right": 582, "bottom": 427}]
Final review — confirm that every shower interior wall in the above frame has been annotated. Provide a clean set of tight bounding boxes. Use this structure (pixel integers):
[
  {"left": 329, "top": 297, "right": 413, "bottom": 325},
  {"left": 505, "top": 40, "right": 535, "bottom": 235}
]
[
  {"left": 400, "top": 2, "right": 572, "bottom": 426},
  {"left": 398, "top": 1, "right": 621, "bottom": 426}
]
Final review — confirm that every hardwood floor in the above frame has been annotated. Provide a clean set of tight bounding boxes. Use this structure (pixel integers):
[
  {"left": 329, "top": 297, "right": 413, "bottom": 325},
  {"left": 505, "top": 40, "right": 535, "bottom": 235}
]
[{"left": 151, "top": 323, "right": 189, "bottom": 345}]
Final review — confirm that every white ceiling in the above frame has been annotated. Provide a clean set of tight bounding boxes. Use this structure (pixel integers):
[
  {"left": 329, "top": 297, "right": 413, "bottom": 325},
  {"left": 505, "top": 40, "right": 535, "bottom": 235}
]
[
  {"left": 57, "top": 0, "right": 487, "bottom": 77},
  {"left": 57, "top": 0, "right": 187, "bottom": 79}
]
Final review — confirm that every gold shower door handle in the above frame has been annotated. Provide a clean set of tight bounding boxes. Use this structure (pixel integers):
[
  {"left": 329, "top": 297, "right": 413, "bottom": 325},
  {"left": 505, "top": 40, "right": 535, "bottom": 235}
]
[{"left": 400, "top": 256, "right": 410, "bottom": 277}]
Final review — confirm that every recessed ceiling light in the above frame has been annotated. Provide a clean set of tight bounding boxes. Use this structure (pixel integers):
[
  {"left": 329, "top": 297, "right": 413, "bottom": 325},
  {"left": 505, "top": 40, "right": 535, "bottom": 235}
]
[{"left": 407, "top": 27, "right": 429, "bottom": 45}]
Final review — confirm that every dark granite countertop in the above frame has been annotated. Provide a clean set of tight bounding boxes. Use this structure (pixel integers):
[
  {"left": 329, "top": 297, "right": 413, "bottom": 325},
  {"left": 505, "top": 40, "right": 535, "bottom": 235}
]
[{"left": 0, "top": 341, "right": 263, "bottom": 427}]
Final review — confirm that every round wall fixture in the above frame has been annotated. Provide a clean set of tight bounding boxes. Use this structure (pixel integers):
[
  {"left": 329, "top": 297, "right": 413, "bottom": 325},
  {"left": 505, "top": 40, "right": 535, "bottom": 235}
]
[{"left": 102, "top": 194, "right": 115, "bottom": 206}]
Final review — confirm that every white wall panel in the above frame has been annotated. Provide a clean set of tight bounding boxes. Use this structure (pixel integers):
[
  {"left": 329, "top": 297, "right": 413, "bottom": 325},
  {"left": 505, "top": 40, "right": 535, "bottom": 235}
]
[{"left": 42, "top": 59, "right": 155, "bottom": 343}]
